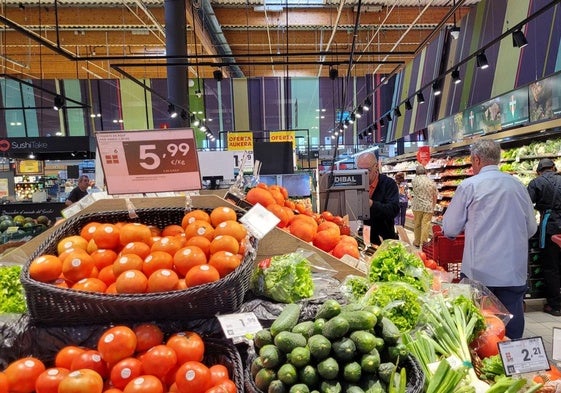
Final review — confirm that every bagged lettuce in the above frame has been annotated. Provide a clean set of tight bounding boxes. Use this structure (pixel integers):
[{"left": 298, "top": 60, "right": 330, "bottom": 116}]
[{"left": 250, "top": 251, "right": 314, "bottom": 303}]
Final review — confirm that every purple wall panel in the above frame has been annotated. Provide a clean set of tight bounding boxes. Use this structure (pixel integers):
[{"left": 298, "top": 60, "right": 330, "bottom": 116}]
[
  {"left": 263, "top": 77, "right": 281, "bottom": 130},
  {"left": 248, "top": 78, "right": 263, "bottom": 130}
]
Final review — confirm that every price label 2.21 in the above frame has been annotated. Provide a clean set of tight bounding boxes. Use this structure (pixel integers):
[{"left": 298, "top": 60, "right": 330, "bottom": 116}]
[
  {"left": 498, "top": 336, "right": 550, "bottom": 376},
  {"left": 122, "top": 140, "right": 199, "bottom": 175}
]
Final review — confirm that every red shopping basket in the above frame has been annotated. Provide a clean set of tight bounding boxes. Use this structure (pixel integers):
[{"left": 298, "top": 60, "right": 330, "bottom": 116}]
[{"left": 422, "top": 225, "right": 464, "bottom": 282}]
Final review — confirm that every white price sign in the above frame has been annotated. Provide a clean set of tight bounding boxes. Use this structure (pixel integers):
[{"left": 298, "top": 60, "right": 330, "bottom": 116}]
[
  {"left": 217, "top": 312, "right": 263, "bottom": 339},
  {"left": 240, "top": 203, "right": 280, "bottom": 239},
  {"left": 498, "top": 336, "right": 549, "bottom": 376}
]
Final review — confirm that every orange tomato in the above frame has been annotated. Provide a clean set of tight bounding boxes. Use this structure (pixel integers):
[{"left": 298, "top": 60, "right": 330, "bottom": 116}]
[
  {"left": 90, "top": 249, "right": 119, "bottom": 270},
  {"left": 80, "top": 222, "right": 102, "bottom": 242},
  {"left": 58, "top": 369, "right": 104, "bottom": 393},
  {"left": 120, "top": 242, "right": 151, "bottom": 260},
  {"left": 70, "top": 350, "right": 108, "bottom": 379},
  {"left": 115, "top": 270, "right": 148, "bottom": 294},
  {"left": 35, "top": 367, "right": 70, "bottom": 393},
  {"left": 245, "top": 187, "right": 275, "bottom": 208},
  {"left": 4, "top": 357, "right": 46, "bottom": 393},
  {"left": 133, "top": 323, "right": 164, "bottom": 353},
  {"left": 143, "top": 251, "right": 174, "bottom": 277},
  {"left": 174, "top": 361, "right": 210, "bottom": 393},
  {"left": 138, "top": 344, "right": 177, "bottom": 379},
  {"left": 216, "top": 379, "right": 237, "bottom": 393},
  {"left": 0, "top": 372, "right": 8, "bottom": 393},
  {"left": 113, "top": 254, "right": 145, "bottom": 277},
  {"left": 97, "top": 325, "right": 138, "bottom": 365},
  {"left": 55, "top": 346, "right": 87, "bottom": 370},
  {"left": 210, "top": 207, "right": 237, "bottom": 227},
  {"left": 109, "top": 358, "right": 144, "bottom": 390},
  {"left": 173, "top": 246, "right": 207, "bottom": 277},
  {"left": 185, "top": 264, "right": 220, "bottom": 287},
  {"left": 119, "top": 223, "right": 153, "bottom": 247},
  {"left": 212, "top": 221, "right": 248, "bottom": 243},
  {"left": 209, "top": 235, "right": 240, "bottom": 255},
  {"left": 185, "top": 236, "right": 211, "bottom": 258},
  {"left": 71, "top": 277, "right": 107, "bottom": 293},
  {"left": 181, "top": 210, "right": 211, "bottom": 229},
  {"left": 150, "top": 236, "right": 183, "bottom": 256},
  {"left": 166, "top": 331, "right": 205, "bottom": 364},
  {"left": 147, "top": 269, "right": 179, "bottom": 293},
  {"left": 93, "top": 224, "right": 121, "bottom": 250},
  {"left": 184, "top": 221, "right": 215, "bottom": 241},
  {"left": 29, "top": 254, "right": 63, "bottom": 283},
  {"left": 208, "top": 251, "right": 241, "bottom": 278},
  {"left": 57, "top": 236, "right": 89, "bottom": 255},
  {"left": 208, "top": 365, "right": 229, "bottom": 387},
  {"left": 62, "top": 252, "right": 95, "bottom": 284},
  {"left": 122, "top": 375, "right": 163, "bottom": 393}
]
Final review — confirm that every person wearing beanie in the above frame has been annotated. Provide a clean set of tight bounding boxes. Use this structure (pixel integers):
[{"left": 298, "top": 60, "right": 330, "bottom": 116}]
[{"left": 528, "top": 158, "right": 561, "bottom": 316}]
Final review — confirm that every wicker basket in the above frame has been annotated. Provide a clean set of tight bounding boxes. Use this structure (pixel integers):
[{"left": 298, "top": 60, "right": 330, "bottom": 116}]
[
  {"left": 20, "top": 207, "right": 258, "bottom": 326},
  {"left": 204, "top": 338, "right": 245, "bottom": 393},
  {"left": 245, "top": 352, "right": 425, "bottom": 393}
]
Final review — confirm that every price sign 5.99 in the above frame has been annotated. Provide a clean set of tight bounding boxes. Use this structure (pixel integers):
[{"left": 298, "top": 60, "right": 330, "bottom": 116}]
[
  {"left": 123, "top": 140, "right": 198, "bottom": 175},
  {"left": 96, "top": 129, "right": 202, "bottom": 194}
]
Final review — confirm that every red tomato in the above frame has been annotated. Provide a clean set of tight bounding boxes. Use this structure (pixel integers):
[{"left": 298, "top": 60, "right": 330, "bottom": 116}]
[
  {"left": 4, "top": 357, "right": 46, "bottom": 393},
  {"left": 208, "top": 365, "right": 229, "bottom": 386},
  {"left": 0, "top": 372, "right": 8, "bottom": 393},
  {"left": 139, "top": 344, "right": 177, "bottom": 379},
  {"left": 103, "top": 389, "right": 124, "bottom": 393},
  {"left": 133, "top": 323, "right": 164, "bottom": 353},
  {"left": 35, "top": 367, "right": 70, "bottom": 393},
  {"left": 485, "top": 314, "right": 506, "bottom": 340},
  {"left": 418, "top": 251, "right": 427, "bottom": 262},
  {"left": 58, "top": 369, "right": 104, "bottom": 393},
  {"left": 166, "top": 331, "right": 205, "bottom": 364},
  {"left": 98, "top": 325, "right": 138, "bottom": 365},
  {"left": 70, "top": 350, "right": 109, "bottom": 379},
  {"left": 175, "top": 361, "right": 211, "bottom": 393},
  {"left": 122, "top": 375, "right": 164, "bottom": 393},
  {"left": 216, "top": 379, "right": 237, "bottom": 393},
  {"left": 473, "top": 331, "right": 502, "bottom": 359},
  {"left": 205, "top": 386, "right": 229, "bottom": 393},
  {"left": 56, "top": 346, "right": 87, "bottom": 370},
  {"left": 110, "top": 357, "right": 144, "bottom": 390}
]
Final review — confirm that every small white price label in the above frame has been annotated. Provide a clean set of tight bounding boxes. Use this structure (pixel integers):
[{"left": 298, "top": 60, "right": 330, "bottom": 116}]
[
  {"left": 217, "top": 312, "right": 263, "bottom": 339},
  {"left": 240, "top": 203, "right": 280, "bottom": 239},
  {"left": 498, "top": 336, "right": 549, "bottom": 376}
]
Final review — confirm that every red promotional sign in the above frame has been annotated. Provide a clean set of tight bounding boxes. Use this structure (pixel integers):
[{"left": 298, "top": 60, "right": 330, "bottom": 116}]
[{"left": 416, "top": 146, "right": 431, "bottom": 166}]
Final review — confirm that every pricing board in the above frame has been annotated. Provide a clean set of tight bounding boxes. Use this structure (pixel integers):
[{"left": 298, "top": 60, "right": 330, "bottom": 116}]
[
  {"left": 95, "top": 129, "right": 201, "bottom": 194},
  {"left": 498, "top": 336, "right": 549, "bottom": 376}
]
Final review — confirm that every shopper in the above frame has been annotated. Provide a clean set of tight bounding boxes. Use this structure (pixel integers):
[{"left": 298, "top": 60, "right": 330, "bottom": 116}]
[
  {"left": 442, "top": 139, "right": 537, "bottom": 339},
  {"left": 356, "top": 151, "right": 399, "bottom": 246},
  {"left": 410, "top": 165, "right": 437, "bottom": 247},
  {"left": 394, "top": 172, "right": 409, "bottom": 226},
  {"left": 65, "top": 175, "right": 90, "bottom": 206},
  {"left": 527, "top": 158, "right": 561, "bottom": 316}
]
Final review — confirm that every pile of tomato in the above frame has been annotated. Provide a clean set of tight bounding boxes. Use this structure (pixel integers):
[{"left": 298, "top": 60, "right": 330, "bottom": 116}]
[
  {"left": 0, "top": 323, "right": 236, "bottom": 393},
  {"left": 28, "top": 206, "right": 251, "bottom": 294}
]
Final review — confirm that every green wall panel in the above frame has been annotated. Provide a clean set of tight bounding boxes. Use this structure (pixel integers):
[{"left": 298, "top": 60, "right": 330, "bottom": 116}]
[
  {"left": 120, "top": 79, "right": 151, "bottom": 130},
  {"left": 233, "top": 79, "right": 249, "bottom": 131},
  {"left": 64, "top": 80, "right": 86, "bottom": 136},
  {"left": 291, "top": 78, "right": 319, "bottom": 147}
]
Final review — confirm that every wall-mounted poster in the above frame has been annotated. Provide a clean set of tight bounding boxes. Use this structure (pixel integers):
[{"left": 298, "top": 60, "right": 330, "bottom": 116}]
[
  {"left": 463, "top": 98, "right": 502, "bottom": 137},
  {"left": 499, "top": 87, "right": 529, "bottom": 128},
  {"left": 428, "top": 116, "right": 454, "bottom": 146},
  {"left": 550, "top": 73, "right": 561, "bottom": 117},
  {"left": 529, "top": 75, "right": 555, "bottom": 122}
]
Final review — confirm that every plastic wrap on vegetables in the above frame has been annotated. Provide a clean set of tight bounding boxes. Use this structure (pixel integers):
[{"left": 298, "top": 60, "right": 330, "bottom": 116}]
[
  {"left": 250, "top": 250, "right": 315, "bottom": 303},
  {"left": 340, "top": 274, "right": 370, "bottom": 302}
]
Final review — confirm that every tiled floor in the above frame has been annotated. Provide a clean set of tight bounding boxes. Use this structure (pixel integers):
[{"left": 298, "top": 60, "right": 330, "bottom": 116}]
[{"left": 524, "top": 298, "right": 560, "bottom": 364}]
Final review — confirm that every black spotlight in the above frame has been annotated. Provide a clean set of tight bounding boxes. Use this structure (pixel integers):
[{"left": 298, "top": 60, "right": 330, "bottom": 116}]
[
  {"left": 432, "top": 81, "right": 442, "bottom": 96},
  {"left": 394, "top": 107, "right": 402, "bottom": 118},
  {"left": 512, "top": 30, "right": 528, "bottom": 48},
  {"left": 379, "top": 118, "right": 385, "bottom": 127},
  {"left": 451, "top": 68, "right": 461, "bottom": 84},
  {"left": 363, "top": 97, "right": 371, "bottom": 111},
  {"left": 416, "top": 91, "right": 425, "bottom": 104},
  {"left": 329, "top": 67, "right": 339, "bottom": 80},
  {"left": 167, "top": 103, "right": 178, "bottom": 118},
  {"left": 367, "top": 126, "right": 373, "bottom": 135},
  {"left": 213, "top": 69, "right": 223, "bottom": 81},
  {"left": 476, "top": 52, "right": 489, "bottom": 69},
  {"left": 404, "top": 99, "right": 412, "bottom": 111},
  {"left": 53, "top": 95, "right": 65, "bottom": 111},
  {"left": 180, "top": 109, "right": 188, "bottom": 121},
  {"left": 385, "top": 113, "right": 392, "bottom": 122}
]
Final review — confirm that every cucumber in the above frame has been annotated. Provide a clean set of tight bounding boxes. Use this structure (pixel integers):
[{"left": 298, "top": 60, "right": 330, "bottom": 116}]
[
  {"left": 277, "top": 363, "right": 298, "bottom": 385},
  {"left": 346, "top": 386, "right": 365, "bottom": 393},
  {"left": 307, "top": 334, "right": 332, "bottom": 361},
  {"left": 254, "top": 329, "right": 274, "bottom": 349},
  {"left": 251, "top": 356, "right": 265, "bottom": 378},
  {"left": 255, "top": 368, "right": 277, "bottom": 392},
  {"left": 377, "top": 362, "right": 396, "bottom": 384},
  {"left": 317, "top": 357, "right": 339, "bottom": 380},
  {"left": 338, "top": 310, "right": 377, "bottom": 332},
  {"left": 321, "top": 316, "right": 350, "bottom": 340},
  {"left": 292, "top": 320, "right": 315, "bottom": 339},
  {"left": 343, "top": 361, "right": 362, "bottom": 383},
  {"left": 260, "top": 344, "right": 283, "bottom": 368},
  {"left": 274, "top": 331, "right": 308, "bottom": 354},
  {"left": 315, "top": 298, "right": 342, "bottom": 320},
  {"left": 299, "top": 365, "right": 319, "bottom": 389},
  {"left": 289, "top": 384, "right": 310, "bottom": 393},
  {"left": 268, "top": 380, "right": 288, "bottom": 393},
  {"left": 319, "top": 380, "right": 342, "bottom": 393},
  {"left": 271, "top": 304, "right": 302, "bottom": 336},
  {"left": 360, "top": 348, "right": 381, "bottom": 373},
  {"left": 332, "top": 337, "right": 357, "bottom": 362},
  {"left": 349, "top": 330, "right": 378, "bottom": 354},
  {"left": 378, "top": 317, "right": 400, "bottom": 345},
  {"left": 288, "top": 346, "right": 311, "bottom": 368},
  {"left": 313, "top": 318, "right": 326, "bottom": 335}
]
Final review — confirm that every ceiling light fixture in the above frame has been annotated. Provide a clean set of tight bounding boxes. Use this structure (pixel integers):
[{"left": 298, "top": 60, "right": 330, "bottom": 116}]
[
  {"left": 167, "top": 103, "right": 178, "bottom": 118},
  {"left": 191, "top": 114, "right": 200, "bottom": 127},
  {"left": 451, "top": 68, "right": 461, "bottom": 84},
  {"left": 432, "top": 81, "right": 442, "bottom": 96},
  {"left": 329, "top": 67, "right": 338, "bottom": 80},
  {"left": 349, "top": 113, "right": 356, "bottom": 124},
  {"left": 385, "top": 113, "right": 392, "bottom": 122},
  {"left": 512, "top": 30, "right": 528, "bottom": 48},
  {"left": 416, "top": 91, "right": 425, "bottom": 104},
  {"left": 404, "top": 99, "right": 412, "bottom": 111},
  {"left": 394, "top": 107, "right": 402, "bottom": 117},
  {"left": 213, "top": 69, "right": 223, "bottom": 81},
  {"left": 476, "top": 52, "right": 489, "bottom": 69},
  {"left": 450, "top": 26, "right": 460, "bottom": 40},
  {"left": 379, "top": 118, "right": 385, "bottom": 127},
  {"left": 367, "top": 126, "right": 373, "bottom": 135},
  {"left": 53, "top": 95, "right": 64, "bottom": 111},
  {"left": 180, "top": 109, "right": 188, "bottom": 121},
  {"left": 363, "top": 98, "right": 371, "bottom": 111}
]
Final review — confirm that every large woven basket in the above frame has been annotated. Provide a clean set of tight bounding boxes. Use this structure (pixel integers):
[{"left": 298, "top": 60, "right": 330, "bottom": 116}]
[
  {"left": 204, "top": 338, "right": 245, "bottom": 393},
  {"left": 20, "top": 207, "right": 258, "bottom": 326}
]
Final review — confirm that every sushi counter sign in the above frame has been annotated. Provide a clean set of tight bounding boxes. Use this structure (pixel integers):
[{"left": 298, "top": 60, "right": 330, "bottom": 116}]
[{"left": 95, "top": 129, "right": 202, "bottom": 194}]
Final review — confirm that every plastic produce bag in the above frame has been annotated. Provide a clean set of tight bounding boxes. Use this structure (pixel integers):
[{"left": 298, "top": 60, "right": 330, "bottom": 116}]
[
  {"left": 458, "top": 277, "right": 513, "bottom": 327},
  {"left": 249, "top": 248, "right": 337, "bottom": 303}
]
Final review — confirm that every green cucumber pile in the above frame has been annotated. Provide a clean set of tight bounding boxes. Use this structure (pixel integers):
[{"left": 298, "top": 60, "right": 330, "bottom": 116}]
[{"left": 250, "top": 299, "right": 412, "bottom": 393}]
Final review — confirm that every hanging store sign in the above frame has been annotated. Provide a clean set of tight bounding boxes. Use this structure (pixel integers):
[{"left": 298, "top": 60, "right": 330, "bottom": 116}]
[
  {"left": 227, "top": 132, "right": 253, "bottom": 151},
  {"left": 270, "top": 131, "right": 296, "bottom": 146},
  {"left": 0, "top": 136, "right": 91, "bottom": 154},
  {"left": 416, "top": 146, "right": 431, "bottom": 166},
  {"left": 95, "top": 129, "right": 201, "bottom": 195}
]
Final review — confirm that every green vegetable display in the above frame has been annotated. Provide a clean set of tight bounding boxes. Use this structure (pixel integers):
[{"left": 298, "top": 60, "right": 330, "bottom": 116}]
[
  {"left": 250, "top": 252, "right": 314, "bottom": 303},
  {"left": 0, "top": 265, "right": 26, "bottom": 314},
  {"left": 367, "top": 240, "right": 432, "bottom": 292}
]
